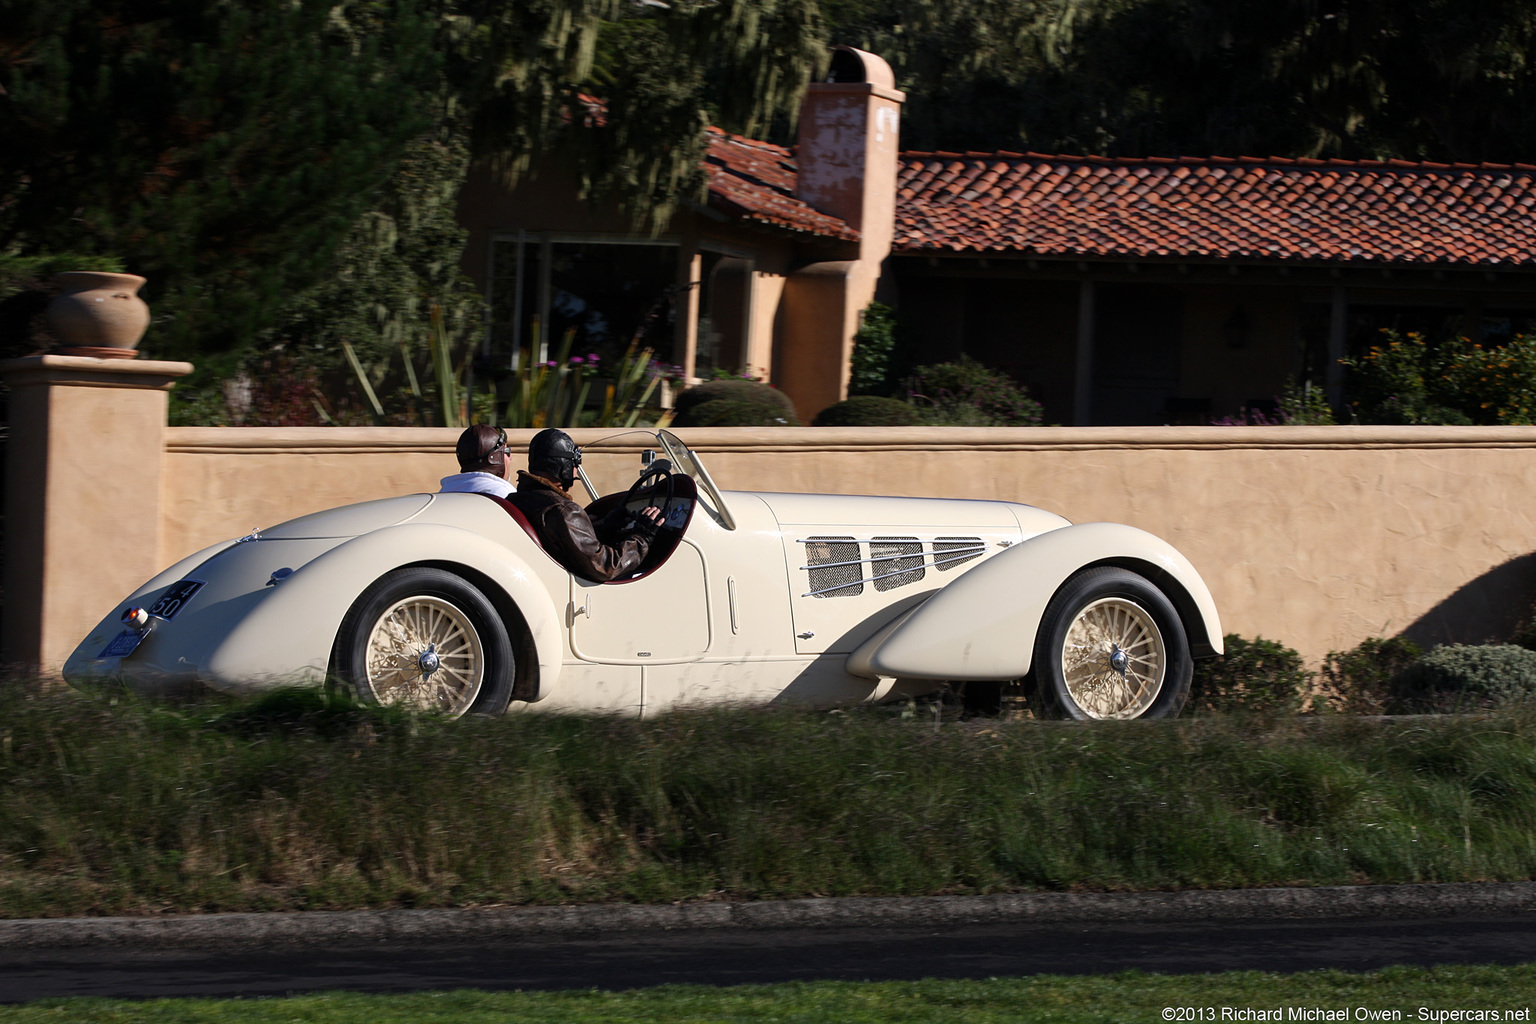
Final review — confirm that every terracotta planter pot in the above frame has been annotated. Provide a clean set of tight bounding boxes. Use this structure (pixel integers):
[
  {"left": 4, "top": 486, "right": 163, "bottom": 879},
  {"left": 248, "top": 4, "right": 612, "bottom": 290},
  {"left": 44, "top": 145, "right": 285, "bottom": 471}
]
[{"left": 48, "top": 272, "right": 150, "bottom": 358}]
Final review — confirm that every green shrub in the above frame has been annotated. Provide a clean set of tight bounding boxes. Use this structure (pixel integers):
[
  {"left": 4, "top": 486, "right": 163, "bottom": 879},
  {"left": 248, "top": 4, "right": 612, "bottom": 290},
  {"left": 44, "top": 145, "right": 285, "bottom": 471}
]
[
  {"left": 675, "top": 399, "right": 794, "bottom": 426},
  {"left": 1316, "top": 636, "right": 1423, "bottom": 715},
  {"left": 902, "top": 356, "right": 1043, "bottom": 426},
  {"left": 1344, "top": 330, "right": 1536, "bottom": 426},
  {"left": 1440, "top": 335, "right": 1536, "bottom": 425},
  {"left": 849, "top": 301, "right": 898, "bottom": 396},
  {"left": 1343, "top": 331, "right": 1466, "bottom": 425},
  {"left": 1398, "top": 644, "right": 1536, "bottom": 710},
  {"left": 1189, "top": 634, "right": 1310, "bottom": 715},
  {"left": 812, "top": 395, "right": 926, "bottom": 426},
  {"left": 671, "top": 378, "right": 799, "bottom": 427},
  {"left": 1215, "top": 379, "right": 1337, "bottom": 426},
  {"left": 1276, "top": 379, "right": 1337, "bottom": 425}
]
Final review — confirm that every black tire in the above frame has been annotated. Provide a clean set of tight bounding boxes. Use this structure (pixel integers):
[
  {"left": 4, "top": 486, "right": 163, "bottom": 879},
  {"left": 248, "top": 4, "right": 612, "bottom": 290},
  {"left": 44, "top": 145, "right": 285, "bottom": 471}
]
[
  {"left": 332, "top": 567, "right": 515, "bottom": 717},
  {"left": 1032, "top": 566, "right": 1191, "bottom": 721}
]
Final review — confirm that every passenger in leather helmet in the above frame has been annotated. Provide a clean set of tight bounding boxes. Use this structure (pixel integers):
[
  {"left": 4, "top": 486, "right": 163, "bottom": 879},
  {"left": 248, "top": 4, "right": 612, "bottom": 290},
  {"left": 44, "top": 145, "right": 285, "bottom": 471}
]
[
  {"left": 438, "top": 424, "right": 516, "bottom": 498},
  {"left": 506, "top": 428, "right": 663, "bottom": 581}
]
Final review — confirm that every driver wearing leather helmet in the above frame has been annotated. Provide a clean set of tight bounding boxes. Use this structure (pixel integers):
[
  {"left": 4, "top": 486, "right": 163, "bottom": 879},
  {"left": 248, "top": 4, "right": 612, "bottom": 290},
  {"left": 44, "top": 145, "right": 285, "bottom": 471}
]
[{"left": 506, "top": 428, "right": 664, "bottom": 582}]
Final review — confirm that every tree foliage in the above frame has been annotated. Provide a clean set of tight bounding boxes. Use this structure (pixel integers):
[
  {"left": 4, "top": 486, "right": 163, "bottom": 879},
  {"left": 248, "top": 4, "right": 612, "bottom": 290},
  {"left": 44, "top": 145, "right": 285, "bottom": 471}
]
[
  {"left": 823, "top": 0, "right": 1536, "bottom": 163},
  {"left": 0, "top": 0, "right": 443, "bottom": 360},
  {"left": 269, "top": 137, "right": 480, "bottom": 380},
  {"left": 12, "top": 0, "right": 1536, "bottom": 411},
  {"left": 552, "top": 0, "right": 826, "bottom": 227},
  {"left": 0, "top": 0, "right": 827, "bottom": 377}
]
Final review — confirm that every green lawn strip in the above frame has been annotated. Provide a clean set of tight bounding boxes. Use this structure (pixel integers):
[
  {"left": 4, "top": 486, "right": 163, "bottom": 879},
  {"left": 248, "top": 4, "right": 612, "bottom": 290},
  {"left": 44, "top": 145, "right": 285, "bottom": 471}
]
[
  {"left": 6, "top": 685, "right": 1536, "bottom": 917},
  {"left": 4, "top": 967, "right": 1535, "bottom": 1023}
]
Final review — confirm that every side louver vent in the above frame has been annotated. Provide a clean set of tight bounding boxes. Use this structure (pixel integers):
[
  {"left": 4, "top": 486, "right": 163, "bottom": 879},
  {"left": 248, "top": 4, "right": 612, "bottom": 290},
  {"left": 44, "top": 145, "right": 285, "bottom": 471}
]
[
  {"left": 933, "top": 537, "right": 985, "bottom": 571},
  {"left": 870, "top": 536, "right": 924, "bottom": 591},
  {"left": 804, "top": 536, "right": 863, "bottom": 598}
]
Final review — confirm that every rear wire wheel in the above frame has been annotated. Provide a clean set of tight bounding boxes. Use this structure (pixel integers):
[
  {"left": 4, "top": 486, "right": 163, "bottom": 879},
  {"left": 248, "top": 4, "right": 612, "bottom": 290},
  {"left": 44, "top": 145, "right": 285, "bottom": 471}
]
[
  {"left": 1033, "top": 567, "right": 1191, "bottom": 720},
  {"left": 333, "top": 567, "right": 514, "bottom": 717}
]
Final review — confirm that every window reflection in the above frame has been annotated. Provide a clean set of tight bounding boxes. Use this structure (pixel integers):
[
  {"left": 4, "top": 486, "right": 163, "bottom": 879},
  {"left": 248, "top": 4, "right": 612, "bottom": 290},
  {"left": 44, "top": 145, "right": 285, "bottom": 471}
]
[
  {"left": 490, "top": 237, "right": 677, "bottom": 368},
  {"left": 697, "top": 251, "right": 753, "bottom": 376},
  {"left": 491, "top": 236, "right": 756, "bottom": 380}
]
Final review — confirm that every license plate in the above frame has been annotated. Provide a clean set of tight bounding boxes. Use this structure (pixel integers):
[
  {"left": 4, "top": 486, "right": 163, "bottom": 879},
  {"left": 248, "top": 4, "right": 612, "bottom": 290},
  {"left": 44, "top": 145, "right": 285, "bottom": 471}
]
[
  {"left": 147, "top": 579, "right": 205, "bottom": 621},
  {"left": 100, "top": 629, "right": 146, "bottom": 659}
]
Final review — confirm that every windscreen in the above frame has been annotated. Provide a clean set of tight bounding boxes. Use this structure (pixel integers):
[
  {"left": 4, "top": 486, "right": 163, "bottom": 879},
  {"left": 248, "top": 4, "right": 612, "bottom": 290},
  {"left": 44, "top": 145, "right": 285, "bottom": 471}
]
[{"left": 659, "top": 430, "right": 736, "bottom": 531}]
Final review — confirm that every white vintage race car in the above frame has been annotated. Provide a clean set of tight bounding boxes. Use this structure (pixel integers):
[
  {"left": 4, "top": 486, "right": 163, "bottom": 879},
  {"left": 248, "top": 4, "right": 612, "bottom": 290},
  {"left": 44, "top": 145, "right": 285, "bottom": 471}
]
[{"left": 65, "top": 430, "right": 1222, "bottom": 720}]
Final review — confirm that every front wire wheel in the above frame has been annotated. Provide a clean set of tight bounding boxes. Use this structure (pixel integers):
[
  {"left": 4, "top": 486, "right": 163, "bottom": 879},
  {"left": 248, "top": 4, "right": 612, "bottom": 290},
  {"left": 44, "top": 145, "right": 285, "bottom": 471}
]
[
  {"left": 333, "top": 567, "right": 515, "bottom": 718},
  {"left": 1060, "top": 596, "right": 1164, "bottom": 718},
  {"left": 1034, "top": 567, "right": 1192, "bottom": 720}
]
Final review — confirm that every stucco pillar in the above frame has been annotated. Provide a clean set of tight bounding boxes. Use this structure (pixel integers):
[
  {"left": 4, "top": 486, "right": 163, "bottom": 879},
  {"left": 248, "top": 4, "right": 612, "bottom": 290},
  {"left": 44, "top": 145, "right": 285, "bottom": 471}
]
[
  {"left": 779, "top": 261, "right": 859, "bottom": 420},
  {"left": 0, "top": 355, "right": 193, "bottom": 674}
]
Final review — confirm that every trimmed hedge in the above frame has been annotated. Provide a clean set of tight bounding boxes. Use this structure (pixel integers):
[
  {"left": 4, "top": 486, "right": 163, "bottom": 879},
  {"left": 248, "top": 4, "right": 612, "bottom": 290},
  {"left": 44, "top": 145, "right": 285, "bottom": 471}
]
[
  {"left": 812, "top": 395, "right": 926, "bottom": 426},
  {"left": 671, "top": 379, "right": 799, "bottom": 427},
  {"left": 1188, "top": 634, "right": 1309, "bottom": 715},
  {"left": 1316, "top": 636, "right": 1423, "bottom": 715},
  {"left": 903, "top": 356, "right": 1043, "bottom": 426}
]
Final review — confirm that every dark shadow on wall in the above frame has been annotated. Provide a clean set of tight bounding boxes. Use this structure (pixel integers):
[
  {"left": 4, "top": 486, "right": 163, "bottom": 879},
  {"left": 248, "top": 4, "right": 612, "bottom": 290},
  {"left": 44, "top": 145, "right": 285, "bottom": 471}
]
[{"left": 1401, "top": 551, "right": 1536, "bottom": 650}]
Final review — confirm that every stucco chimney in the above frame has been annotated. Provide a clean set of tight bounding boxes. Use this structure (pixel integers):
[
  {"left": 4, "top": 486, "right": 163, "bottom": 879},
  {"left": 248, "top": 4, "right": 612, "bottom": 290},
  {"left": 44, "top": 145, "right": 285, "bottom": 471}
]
[
  {"left": 777, "top": 48, "right": 905, "bottom": 422},
  {"left": 795, "top": 46, "right": 905, "bottom": 263}
]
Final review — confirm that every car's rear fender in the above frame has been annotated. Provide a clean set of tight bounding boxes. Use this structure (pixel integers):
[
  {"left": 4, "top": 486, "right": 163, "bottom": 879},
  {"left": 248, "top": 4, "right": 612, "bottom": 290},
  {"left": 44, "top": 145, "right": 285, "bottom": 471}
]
[
  {"left": 63, "top": 537, "right": 244, "bottom": 689},
  {"left": 849, "top": 522, "right": 1223, "bottom": 681},
  {"left": 202, "top": 522, "right": 564, "bottom": 699}
]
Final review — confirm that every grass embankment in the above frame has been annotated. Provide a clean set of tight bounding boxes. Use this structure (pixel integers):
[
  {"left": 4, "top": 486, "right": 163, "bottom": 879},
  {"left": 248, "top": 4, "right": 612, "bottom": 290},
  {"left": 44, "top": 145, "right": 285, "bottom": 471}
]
[
  {"left": 4, "top": 685, "right": 1536, "bottom": 918},
  {"left": 6, "top": 968, "right": 1536, "bottom": 1022}
]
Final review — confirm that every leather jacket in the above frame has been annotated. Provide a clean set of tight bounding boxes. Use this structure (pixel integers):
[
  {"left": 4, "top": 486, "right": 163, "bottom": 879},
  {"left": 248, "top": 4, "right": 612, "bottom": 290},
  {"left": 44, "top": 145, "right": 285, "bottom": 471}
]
[{"left": 507, "top": 471, "right": 657, "bottom": 582}]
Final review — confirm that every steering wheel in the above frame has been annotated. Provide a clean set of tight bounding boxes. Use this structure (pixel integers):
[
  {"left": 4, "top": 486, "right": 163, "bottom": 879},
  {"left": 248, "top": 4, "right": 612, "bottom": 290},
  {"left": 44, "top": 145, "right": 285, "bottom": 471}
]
[{"left": 622, "top": 458, "right": 676, "bottom": 525}]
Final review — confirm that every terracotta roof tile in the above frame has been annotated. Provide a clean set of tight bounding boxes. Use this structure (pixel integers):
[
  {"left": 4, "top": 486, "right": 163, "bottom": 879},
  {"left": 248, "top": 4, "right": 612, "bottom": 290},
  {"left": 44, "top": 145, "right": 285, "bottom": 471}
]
[
  {"left": 702, "top": 128, "right": 858, "bottom": 241},
  {"left": 895, "top": 152, "right": 1536, "bottom": 265}
]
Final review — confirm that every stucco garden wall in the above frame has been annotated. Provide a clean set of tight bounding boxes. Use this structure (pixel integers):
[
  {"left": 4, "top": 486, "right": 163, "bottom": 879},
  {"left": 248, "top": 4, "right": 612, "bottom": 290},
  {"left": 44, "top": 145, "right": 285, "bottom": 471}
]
[
  {"left": 5, "top": 360, "right": 1530, "bottom": 674},
  {"left": 156, "top": 425, "right": 1536, "bottom": 670}
]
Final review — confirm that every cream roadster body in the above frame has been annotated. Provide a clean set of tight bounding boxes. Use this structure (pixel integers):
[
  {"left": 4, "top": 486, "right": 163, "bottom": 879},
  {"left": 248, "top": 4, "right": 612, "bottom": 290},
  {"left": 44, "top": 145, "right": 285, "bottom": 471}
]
[{"left": 65, "top": 430, "right": 1222, "bottom": 719}]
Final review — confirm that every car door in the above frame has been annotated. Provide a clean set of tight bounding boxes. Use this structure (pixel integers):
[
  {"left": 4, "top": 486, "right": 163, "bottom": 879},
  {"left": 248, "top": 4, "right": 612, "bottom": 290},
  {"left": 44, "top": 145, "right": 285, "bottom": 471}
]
[{"left": 567, "top": 538, "right": 711, "bottom": 664}]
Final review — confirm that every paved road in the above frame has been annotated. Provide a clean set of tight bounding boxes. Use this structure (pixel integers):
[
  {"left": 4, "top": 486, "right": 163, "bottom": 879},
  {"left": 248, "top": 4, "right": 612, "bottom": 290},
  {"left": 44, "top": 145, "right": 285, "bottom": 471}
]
[{"left": 6, "top": 914, "right": 1536, "bottom": 1002}]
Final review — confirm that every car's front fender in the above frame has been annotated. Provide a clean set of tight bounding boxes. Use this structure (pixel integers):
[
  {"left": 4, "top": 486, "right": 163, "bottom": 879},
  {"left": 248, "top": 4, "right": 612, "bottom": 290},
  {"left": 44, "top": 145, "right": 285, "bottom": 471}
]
[
  {"left": 201, "top": 522, "right": 565, "bottom": 698},
  {"left": 849, "top": 522, "right": 1222, "bottom": 681}
]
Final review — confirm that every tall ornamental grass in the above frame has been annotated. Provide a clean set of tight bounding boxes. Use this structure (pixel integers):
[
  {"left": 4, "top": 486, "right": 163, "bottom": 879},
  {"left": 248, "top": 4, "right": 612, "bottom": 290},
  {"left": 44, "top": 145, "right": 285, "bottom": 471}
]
[{"left": 4, "top": 684, "right": 1536, "bottom": 918}]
